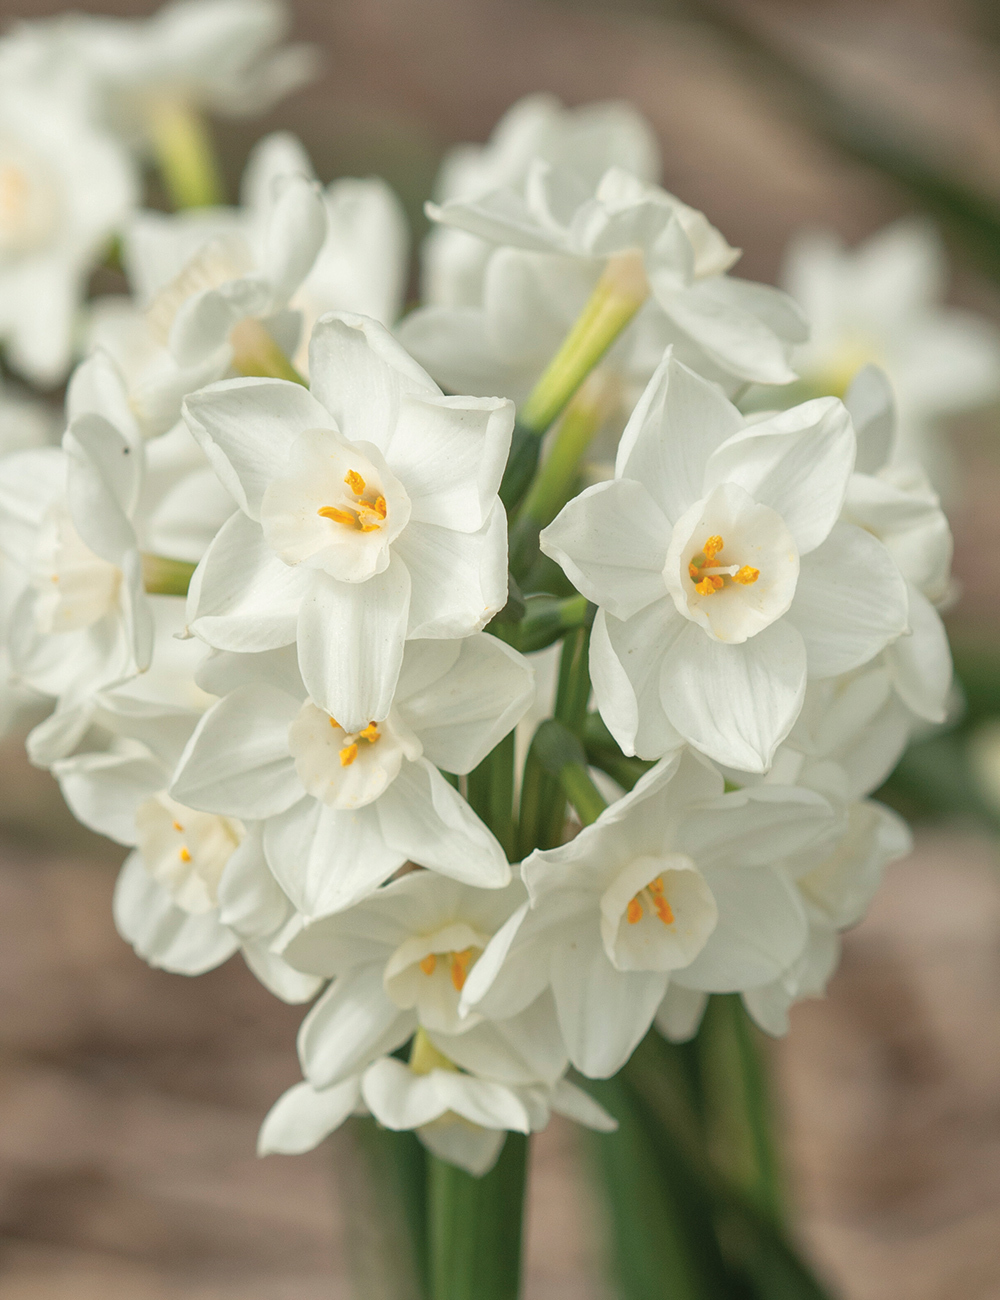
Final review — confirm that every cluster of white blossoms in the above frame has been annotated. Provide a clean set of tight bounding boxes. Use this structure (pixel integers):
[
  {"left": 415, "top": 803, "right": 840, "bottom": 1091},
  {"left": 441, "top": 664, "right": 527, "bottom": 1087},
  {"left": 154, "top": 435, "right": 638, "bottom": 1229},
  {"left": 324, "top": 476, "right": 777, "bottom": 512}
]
[{"left": 0, "top": 3, "right": 990, "bottom": 1178}]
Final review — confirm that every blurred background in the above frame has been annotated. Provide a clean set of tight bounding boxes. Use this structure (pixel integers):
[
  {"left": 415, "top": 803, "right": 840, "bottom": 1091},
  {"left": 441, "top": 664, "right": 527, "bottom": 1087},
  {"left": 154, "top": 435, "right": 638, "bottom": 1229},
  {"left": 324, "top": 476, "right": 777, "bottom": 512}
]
[{"left": 2, "top": 0, "right": 1000, "bottom": 1295}]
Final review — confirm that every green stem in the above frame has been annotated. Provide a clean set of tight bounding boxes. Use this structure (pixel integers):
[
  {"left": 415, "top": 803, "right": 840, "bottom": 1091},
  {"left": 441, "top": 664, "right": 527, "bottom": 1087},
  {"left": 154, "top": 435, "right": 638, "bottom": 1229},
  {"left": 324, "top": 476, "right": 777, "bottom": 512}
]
[
  {"left": 230, "top": 318, "right": 309, "bottom": 384},
  {"left": 147, "top": 98, "right": 226, "bottom": 209},
  {"left": 427, "top": 1134, "right": 528, "bottom": 1300},
  {"left": 518, "top": 251, "right": 647, "bottom": 434},
  {"left": 466, "top": 729, "right": 516, "bottom": 861},
  {"left": 526, "top": 718, "right": 608, "bottom": 835},
  {"left": 698, "top": 995, "right": 784, "bottom": 1227},
  {"left": 141, "top": 553, "right": 197, "bottom": 596}
]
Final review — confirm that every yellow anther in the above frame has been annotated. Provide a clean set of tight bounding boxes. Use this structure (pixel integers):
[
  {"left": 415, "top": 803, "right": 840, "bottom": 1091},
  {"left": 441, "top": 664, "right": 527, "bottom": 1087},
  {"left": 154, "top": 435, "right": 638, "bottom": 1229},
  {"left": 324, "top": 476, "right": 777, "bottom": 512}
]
[
  {"left": 179, "top": 846, "right": 192, "bottom": 863},
  {"left": 344, "top": 470, "right": 367, "bottom": 496},
  {"left": 733, "top": 566, "right": 760, "bottom": 585},
  {"left": 647, "top": 876, "right": 675, "bottom": 926},
  {"left": 420, "top": 953, "right": 437, "bottom": 976},
  {"left": 450, "top": 948, "right": 473, "bottom": 992},
  {"left": 339, "top": 742, "right": 359, "bottom": 767},
  {"left": 695, "top": 575, "right": 724, "bottom": 596},
  {"left": 329, "top": 716, "right": 340, "bottom": 729},
  {"left": 688, "top": 553, "right": 707, "bottom": 579},
  {"left": 358, "top": 722, "right": 381, "bottom": 744},
  {"left": 703, "top": 535, "right": 724, "bottom": 563},
  {"left": 626, "top": 898, "right": 643, "bottom": 925},
  {"left": 172, "top": 820, "right": 184, "bottom": 832},
  {"left": 318, "top": 505, "right": 357, "bottom": 526}
]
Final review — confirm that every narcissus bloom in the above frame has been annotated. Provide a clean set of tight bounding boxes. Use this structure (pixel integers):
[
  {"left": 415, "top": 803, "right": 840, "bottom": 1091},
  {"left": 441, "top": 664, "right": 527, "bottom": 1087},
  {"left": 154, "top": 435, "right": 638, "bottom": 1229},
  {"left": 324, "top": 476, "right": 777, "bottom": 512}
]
[
  {"left": 462, "top": 750, "right": 835, "bottom": 1078},
  {"left": 184, "top": 313, "right": 514, "bottom": 731},
  {"left": 170, "top": 633, "right": 532, "bottom": 914},
  {"left": 541, "top": 352, "right": 909, "bottom": 771}
]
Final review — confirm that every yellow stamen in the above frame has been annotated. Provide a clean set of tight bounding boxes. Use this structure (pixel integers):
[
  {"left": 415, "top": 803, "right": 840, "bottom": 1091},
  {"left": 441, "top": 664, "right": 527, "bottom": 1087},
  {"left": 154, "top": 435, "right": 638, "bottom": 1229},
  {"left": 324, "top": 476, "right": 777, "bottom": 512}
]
[
  {"left": 450, "top": 948, "right": 473, "bottom": 992},
  {"left": 317, "top": 505, "right": 356, "bottom": 526},
  {"left": 339, "top": 742, "right": 359, "bottom": 767},
  {"left": 358, "top": 722, "right": 381, "bottom": 744},
  {"left": 329, "top": 716, "right": 340, "bottom": 729},
  {"left": 344, "top": 470, "right": 366, "bottom": 496},
  {"left": 695, "top": 576, "right": 724, "bottom": 595},
  {"left": 647, "top": 876, "right": 675, "bottom": 925},
  {"left": 172, "top": 820, "right": 184, "bottom": 832},
  {"left": 420, "top": 953, "right": 437, "bottom": 976},
  {"left": 179, "top": 846, "right": 192, "bottom": 863},
  {"left": 627, "top": 898, "right": 643, "bottom": 925},
  {"left": 703, "top": 535, "right": 723, "bottom": 563},
  {"left": 733, "top": 566, "right": 759, "bottom": 585}
]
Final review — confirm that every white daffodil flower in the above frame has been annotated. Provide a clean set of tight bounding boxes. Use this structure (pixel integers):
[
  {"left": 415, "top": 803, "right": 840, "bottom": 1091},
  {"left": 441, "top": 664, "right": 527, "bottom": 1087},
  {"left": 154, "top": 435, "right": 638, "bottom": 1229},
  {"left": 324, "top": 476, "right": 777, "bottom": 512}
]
[
  {"left": 401, "top": 164, "right": 806, "bottom": 405},
  {"left": 170, "top": 633, "right": 532, "bottom": 914},
  {"left": 423, "top": 93, "right": 660, "bottom": 309},
  {"left": 48, "top": 619, "right": 318, "bottom": 1003},
  {"left": 0, "top": 62, "right": 137, "bottom": 386},
  {"left": 278, "top": 869, "right": 566, "bottom": 1092},
  {"left": 183, "top": 313, "right": 514, "bottom": 730},
  {"left": 115, "top": 158, "right": 326, "bottom": 436},
  {"left": 541, "top": 351, "right": 910, "bottom": 772},
  {"left": 7, "top": 0, "right": 319, "bottom": 150},
  {"left": 658, "top": 796, "right": 911, "bottom": 1041},
  {"left": 782, "top": 219, "right": 1000, "bottom": 489},
  {"left": 258, "top": 1054, "right": 615, "bottom": 1177},
  {"left": 240, "top": 135, "right": 409, "bottom": 372},
  {"left": 462, "top": 750, "right": 835, "bottom": 1079}
]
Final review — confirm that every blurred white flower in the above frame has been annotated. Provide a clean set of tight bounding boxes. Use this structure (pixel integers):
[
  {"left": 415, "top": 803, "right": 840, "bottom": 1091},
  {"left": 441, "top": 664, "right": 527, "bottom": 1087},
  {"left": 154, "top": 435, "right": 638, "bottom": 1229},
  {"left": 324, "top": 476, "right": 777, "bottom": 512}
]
[
  {"left": 5, "top": 0, "right": 319, "bottom": 151},
  {"left": 424, "top": 93, "right": 660, "bottom": 309},
  {"left": 782, "top": 219, "right": 1000, "bottom": 489},
  {"left": 0, "top": 66, "right": 136, "bottom": 385}
]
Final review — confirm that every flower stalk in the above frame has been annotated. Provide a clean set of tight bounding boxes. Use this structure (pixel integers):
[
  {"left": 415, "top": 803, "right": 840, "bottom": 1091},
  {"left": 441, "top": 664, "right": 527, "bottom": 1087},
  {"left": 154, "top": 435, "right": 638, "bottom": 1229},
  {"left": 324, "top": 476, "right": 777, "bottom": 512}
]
[
  {"left": 141, "top": 552, "right": 197, "bottom": 596},
  {"left": 147, "top": 98, "right": 226, "bottom": 210},
  {"left": 229, "top": 318, "right": 309, "bottom": 385}
]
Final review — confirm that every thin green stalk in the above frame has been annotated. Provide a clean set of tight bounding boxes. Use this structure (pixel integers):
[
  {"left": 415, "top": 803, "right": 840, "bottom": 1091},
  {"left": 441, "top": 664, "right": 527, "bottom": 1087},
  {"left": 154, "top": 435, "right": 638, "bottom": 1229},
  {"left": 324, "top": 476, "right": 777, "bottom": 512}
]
[
  {"left": 526, "top": 718, "right": 608, "bottom": 834},
  {"left": 427, "top": 1135, "right": 528, "bottom": 1300},
  {"left": 147, "top": 98, "right": 226, "bottom": 209},
  {"left": 466, "top": 729, "right": 516, "bottom": 860},
  {"left": 230, "top": 318, "right": 309, "bottom": 384},
  {"left": 141, "top": 553, "right": 197, "bottom": 596},
  {"left": 698, "top": 996, "right": 783, "bottom": 1227}
]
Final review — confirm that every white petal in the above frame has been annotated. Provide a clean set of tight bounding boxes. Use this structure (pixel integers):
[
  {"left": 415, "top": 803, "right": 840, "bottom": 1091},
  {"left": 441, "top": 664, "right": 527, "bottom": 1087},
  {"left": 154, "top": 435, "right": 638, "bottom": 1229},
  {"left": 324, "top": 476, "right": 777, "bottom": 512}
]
[
  {"left": 704, "top": 397, "right": 854, "bottom": 555},
  {"left": 386, "top": 393, "right": 513, "bottom": 532},
  {"left": 397, "top": 634, "right": 534, "bottom": 774},
  {"left": 113, "top": 852, "right": 238, "bottom": 975},
  {"left": 170, "top": 685, "right": 303, "bottom": 818},
  {"left": 658, "top": 280, "right": 800, "bottom": 385},
  {"left": 673, "top": 864, "right": 808, "bottom": 992},
  {"left": 615, "top": 353, "right": 743, "bottom": 525},
  {"left": 65, "top": 413, "right": 141, "bottom": 560},
  {"left": 53, "top": 750, "right": 165, "bottom": 845},
  {"left": 242, "top": 944, "right": 323, "bottom": 1004},
  {"left": 264, "top": 799, "right": 406, "bottom": 917},
  {"left": 299, "top": 963, "right": 415, "bottom": 1087},
  {"left": 184, "top": 377, "right": 335, "bottom": 520},
  {"left": 550, "top": 919, "right": 667, "bottom": 1078},
  {"left": 885, "top": 584, "right": 951, "bottom": 723},
  {"left": 678, "top": 786, "right": 835, "bottom": 871},
  {"left": 541, "top": 480, "right": 669, "bottom": 620},
  {"left": 296, "top": 559, "right": 410, "bottom": 733},
  {"left": 188, "top": 511, "right": 312, "bottom": 652},
  {"left": 308, "top": 312, "right": 440, "bottom": 453},
  {"left": 376, "top": 759, "right": 510, "bottom": 888},
  {"left": 654, "top": 985, "right": 708, "bottom": 1042},
  {"left": 590, "top": 603, "right": 685, "bottom": 760},
  {"left": 790, "top": 523, "right": 909, "bottom": 679},
  {"left": 217, "top": 826, "right": 293, "bottom": 936},
  {"left": 257, "top": 1078, "right": 361, "bottom": 1156},
  {"left": 394, "top": 509, "right": 508, "bottom": 639},
  {"left": 417, "top": 1121, "right": 507, "bottom": 1176},
  {"left": 549, "top": 1079, "right": 618, "bottom": 1132},
  {"left": 660, "top": 620, "right": 807, "bottom": 772},
  {"left": 263, "top": 173, "right": 328, "bottom": 305}
]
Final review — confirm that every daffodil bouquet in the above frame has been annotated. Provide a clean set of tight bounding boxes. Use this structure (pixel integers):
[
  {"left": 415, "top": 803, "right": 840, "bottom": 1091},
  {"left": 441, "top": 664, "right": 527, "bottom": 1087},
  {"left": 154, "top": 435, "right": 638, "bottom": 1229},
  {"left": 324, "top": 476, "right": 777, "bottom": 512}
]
[{"left": 0, "top": 2, "right": 987, "bottom": 1297}]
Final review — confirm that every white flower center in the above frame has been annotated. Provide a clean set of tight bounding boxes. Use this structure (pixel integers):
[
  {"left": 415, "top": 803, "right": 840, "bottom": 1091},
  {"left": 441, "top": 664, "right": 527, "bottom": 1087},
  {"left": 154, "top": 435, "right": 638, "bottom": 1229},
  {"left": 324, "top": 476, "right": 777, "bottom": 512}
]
[
  {"left": 599, "top": 852, "right": 718, "bottom": 972},
  {"left": 288, "top": 699, "right": 422, "bottom": 810},
  {"left": 260, "top": 428, "right": 411, "bottom": 583},
  {"left": 384, "top": 922, "right": 491, "bottom": 1035},
  {"left": 32, "top": 508, "right": 122, "bottom": 634},
  {"left": 663, "top": 482, "right": 799, "bottom": 644},
  {"left": 134, "top": 793, "right": 242, "bottom": 914},
  {"left": 0, "top": 144, "right": 58, "bottom": 254}
]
